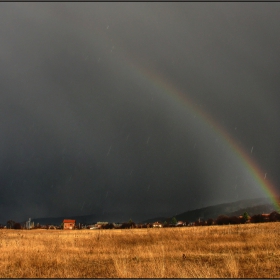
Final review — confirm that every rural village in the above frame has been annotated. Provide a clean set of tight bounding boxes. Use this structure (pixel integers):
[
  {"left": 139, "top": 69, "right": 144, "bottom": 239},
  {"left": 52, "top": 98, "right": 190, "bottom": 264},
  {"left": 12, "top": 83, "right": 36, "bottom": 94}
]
[{"left": 2, "top": 210, "right": 280, "bottom": 230}]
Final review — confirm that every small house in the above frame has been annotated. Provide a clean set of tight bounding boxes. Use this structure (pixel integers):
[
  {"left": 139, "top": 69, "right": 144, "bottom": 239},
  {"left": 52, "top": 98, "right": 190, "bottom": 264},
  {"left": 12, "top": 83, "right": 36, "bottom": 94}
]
[
  {"left": 261, "top": 214, "right": 270, "bottom": 221},
  {"left": 95, "top": 222, "right": 109, "bottom": 228},
  {"left": 153, "top": 222, "right": 162, "bottom": 228},
  {"left": 63, "top": 219, "right": 75, "bottom": 230}
]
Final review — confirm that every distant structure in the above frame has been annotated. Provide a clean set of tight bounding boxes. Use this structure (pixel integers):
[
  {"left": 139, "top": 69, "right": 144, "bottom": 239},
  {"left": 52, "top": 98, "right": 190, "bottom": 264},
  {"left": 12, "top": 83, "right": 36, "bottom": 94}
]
[
  {"left": 63, "top": 219, "right": 75, "bottom": 230},
  {"left": 26, "top": 218, "right": 31, "bottom": 230},
  {"left": 153, "top": 221, "right": 162, "bottom": 228},
  {"left": 48, "top": 225, "right": 57, "bottom": 230},
  {"left": 175, "top": 221, "right": 185, "bottom": 227},
  {"left": 95, "top": 222, "right": 108, "bottom": 229}
]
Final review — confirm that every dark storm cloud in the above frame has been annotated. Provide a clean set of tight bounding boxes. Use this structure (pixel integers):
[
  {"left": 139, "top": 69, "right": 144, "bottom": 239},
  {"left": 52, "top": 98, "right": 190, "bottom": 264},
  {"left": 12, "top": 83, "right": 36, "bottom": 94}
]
[{"left": 1, "top": 3, "right": 280, "bottom": 223}]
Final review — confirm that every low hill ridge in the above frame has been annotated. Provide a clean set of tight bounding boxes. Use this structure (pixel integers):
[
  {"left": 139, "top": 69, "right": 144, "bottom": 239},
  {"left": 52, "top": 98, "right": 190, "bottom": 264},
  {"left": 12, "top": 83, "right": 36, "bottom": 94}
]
[
  {"left": 142, "top": 197, "right": 277, "bottom": 223},
  {"left": 15, "top": 196, "right": 278, "bottom": 226}
]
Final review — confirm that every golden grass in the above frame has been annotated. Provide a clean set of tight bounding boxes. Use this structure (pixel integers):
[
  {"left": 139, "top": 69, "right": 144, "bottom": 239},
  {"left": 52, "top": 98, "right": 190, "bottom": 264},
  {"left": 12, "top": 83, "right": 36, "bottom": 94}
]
[{"left": 1, "top": 223, "right": 280, "bottom": 278}]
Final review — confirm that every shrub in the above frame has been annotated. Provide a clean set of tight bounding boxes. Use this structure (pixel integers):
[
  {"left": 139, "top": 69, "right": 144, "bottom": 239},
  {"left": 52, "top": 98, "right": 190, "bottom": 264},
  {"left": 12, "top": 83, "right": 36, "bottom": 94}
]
[
  {"left": 269, "top": 211, "right": 280, "bottom": 222},
  {"left": 228, "top": 216, "right": 240, "bottom": 224},
  {"left": 13, "top": 223, "right": 22, "bottom": 229},
  {"left": 207, "top": 218, "right": 214, "bottom": 226},
  {"left": 216, "top": 215, "right": 230, "bottom": 225},
  {"left": 120, "top": 222, "right": 136, "bottom": 229},
  {"left": 250, "top": 214, "right": 265, "bottom": 223},
  {"left": 243, "top": 212, "right": 250, "bottom": 222},
  {"left": 171, "top": 217, "right": 177, "bottom": 225}
]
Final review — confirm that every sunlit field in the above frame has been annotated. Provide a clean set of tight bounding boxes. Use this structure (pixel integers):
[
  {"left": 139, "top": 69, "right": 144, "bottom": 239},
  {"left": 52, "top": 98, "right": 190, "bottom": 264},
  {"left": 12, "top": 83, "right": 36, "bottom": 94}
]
[{"left": 1, "top": 223, "right": 280, "bottom": 278}]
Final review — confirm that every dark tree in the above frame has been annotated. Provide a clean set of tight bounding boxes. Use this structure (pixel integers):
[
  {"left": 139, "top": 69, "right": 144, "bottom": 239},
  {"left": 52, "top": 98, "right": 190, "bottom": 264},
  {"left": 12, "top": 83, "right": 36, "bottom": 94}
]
[
  {"left": 250, "top": 214, "right": 265, "bottom": 223},
  {"left": 108, "top": 223, "right": 115, "bottom": 229},
  {"left": 14, "top": 223, "right": 22, "bottom": 229},
  {"left": 269, "top": 211, "right": 280, "bottom": 222},
  {"left": 207, "top": 218, "right": 214, "bottom": 226},
  {"left": 216, "top": 215, "right": 230, "bottom": 225},
  {"left": 171, "top": 217, "right": 177, "bottom": 225},
  {"left": 200, "top": 219, "right": 207, "bottom": 226},
  {"left": 228, "top": 216, "right": 240, "bottom": 224},
  {"left": 120, "top": 222, "right": 136, "bottom": 229},
  {"left": 6, "top": 220, "right": 15, "bottom": 229},
  {"left": 238, "top": 216, "right": 246, "bottom": 224},
  {"left": 194, "top": 219, "right": 205, "bottom": 226},
  {"left": 243, "top": 212, "right": 250, "bottom": 222}
]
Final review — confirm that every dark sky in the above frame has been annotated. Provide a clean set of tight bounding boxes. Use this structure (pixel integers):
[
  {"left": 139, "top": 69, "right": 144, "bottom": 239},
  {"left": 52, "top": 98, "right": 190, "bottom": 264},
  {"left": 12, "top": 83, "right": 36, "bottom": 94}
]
[{"left": 1, "top": 3, "right": 280, "bottom": 223}]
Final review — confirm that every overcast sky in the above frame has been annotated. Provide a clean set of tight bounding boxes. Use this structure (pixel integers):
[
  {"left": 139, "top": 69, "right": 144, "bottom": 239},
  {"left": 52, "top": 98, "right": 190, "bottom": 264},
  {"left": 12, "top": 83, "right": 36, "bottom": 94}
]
[{"left": 1, "top": 3, "right": 280, "bottom": 223}]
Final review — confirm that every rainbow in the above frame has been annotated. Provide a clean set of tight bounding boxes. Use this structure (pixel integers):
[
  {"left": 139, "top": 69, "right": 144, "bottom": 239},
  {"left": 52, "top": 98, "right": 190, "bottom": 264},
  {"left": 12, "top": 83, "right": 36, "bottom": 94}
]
[
  {"left": 74, "top": 19, "right": 280, "bottom": 211},
  {"left": 130, "top": 64, "right": 280, "bottom": 211}
]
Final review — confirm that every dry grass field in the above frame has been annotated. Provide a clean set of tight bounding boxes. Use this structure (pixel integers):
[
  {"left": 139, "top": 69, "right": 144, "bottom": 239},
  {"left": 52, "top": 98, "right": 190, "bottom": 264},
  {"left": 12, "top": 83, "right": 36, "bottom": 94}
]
[{"left": 1, "top": 223, "right": 280, "bottom": 278}]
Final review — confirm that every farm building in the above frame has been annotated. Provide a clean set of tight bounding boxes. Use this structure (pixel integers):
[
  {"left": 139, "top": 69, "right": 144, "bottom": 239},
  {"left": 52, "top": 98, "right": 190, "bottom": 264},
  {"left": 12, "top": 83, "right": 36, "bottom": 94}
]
[
  {"left": 176, "top": 221, "right": 185, "bottom": 227},
  {"left": 95, "top": 222, "right": 108, "bottom": 228},
  {"left": 63, "top": 219, "right": 75, "bottom": 230},
  {"left": 153, "top": 221, "right": 162, "bottom": 228}
]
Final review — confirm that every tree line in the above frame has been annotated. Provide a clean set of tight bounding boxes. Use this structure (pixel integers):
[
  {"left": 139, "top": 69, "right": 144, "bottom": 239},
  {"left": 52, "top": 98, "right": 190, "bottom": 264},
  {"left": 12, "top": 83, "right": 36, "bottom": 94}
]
[
  {"left": 192, "top": 211, "right": 280, "bottom": 226},
  {"left": 2, "top": 211, "right": 280, "bottom": 229}
]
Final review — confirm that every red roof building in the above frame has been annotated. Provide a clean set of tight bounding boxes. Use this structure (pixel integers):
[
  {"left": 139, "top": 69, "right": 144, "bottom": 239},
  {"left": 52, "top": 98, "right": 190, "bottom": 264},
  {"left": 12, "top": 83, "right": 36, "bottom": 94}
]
[{"left": 63, "top": 219, "right": 75, "bottom": 230}]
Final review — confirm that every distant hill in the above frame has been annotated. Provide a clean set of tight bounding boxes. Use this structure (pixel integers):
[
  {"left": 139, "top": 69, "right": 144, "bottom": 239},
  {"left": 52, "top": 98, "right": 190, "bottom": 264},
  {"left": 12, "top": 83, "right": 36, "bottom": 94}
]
[
  {"left": 142, "top": 197, "right": 278, "bottom": 223},
  {"left": 18, "top": 197, "right": 278, "bottom": 226}
]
